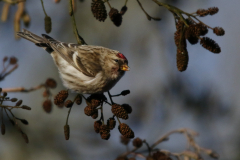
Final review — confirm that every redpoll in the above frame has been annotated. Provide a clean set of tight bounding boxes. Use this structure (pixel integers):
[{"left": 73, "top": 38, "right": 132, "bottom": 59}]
[{"left": 17, "top": 29, "right": 129, "bottom": 94}]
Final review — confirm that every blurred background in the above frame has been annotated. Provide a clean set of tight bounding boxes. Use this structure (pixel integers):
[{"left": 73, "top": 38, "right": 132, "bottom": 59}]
[{"left": 0, "top": 0, "right": 239, "bottom": 159}]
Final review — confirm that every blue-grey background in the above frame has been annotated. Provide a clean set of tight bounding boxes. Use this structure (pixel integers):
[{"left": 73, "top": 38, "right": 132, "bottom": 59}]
[{"left": 0, "top": 0, "right": 239, "bottom": 160}]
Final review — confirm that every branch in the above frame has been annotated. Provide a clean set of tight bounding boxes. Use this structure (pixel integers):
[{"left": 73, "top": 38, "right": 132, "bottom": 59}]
[{"left": 68, "top": 0, "right": 87, "bottom": 45}]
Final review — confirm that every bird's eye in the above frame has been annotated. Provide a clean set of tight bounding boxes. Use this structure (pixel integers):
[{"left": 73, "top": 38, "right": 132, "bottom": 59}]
[{"left": 113, "top": 59, "right": 119, "bottom": 63}]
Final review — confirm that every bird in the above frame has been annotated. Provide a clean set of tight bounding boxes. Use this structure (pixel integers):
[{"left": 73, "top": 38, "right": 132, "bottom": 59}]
[{"left": 17, "top": 29, "right": 129, "bottom": 94}]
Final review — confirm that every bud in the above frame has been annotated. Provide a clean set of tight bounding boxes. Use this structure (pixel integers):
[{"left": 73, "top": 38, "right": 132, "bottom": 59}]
[
  {"left": 21, "top": 105, "right": 31, "bottom": 110},
  {"left": 16, "top": 100, "right": 22, "bottom": 106},
  {"left": 11, "top": 98, "right": 18, "bottom": 102},
  {"left": 121, "top": 90, "right": 130, "bottom": 96}
]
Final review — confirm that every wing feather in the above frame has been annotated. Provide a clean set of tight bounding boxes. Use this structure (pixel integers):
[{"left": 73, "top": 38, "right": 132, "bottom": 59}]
[{"left": 42, "top": 34, "right": 103, "bottom": 77}]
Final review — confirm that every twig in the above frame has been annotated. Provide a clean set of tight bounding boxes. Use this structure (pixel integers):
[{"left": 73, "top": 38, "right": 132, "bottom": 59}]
[
  {"left": 1, "top": 0, "right": 25, "bottom": 4},
  {"left": 40, "top": 0, "right": 47, "bottom": 16},
  {"left": 150, "top": 128, "right": 187, "bottom": 150},
  {"left": 0, "top": 64, "right": 18, "bottom": 81},
  {"left": 68, "top": 0, "right": 87, "bottom": 45},
  {"left": 136, "top": 0, "right": 161, "bottom": 21},
  {"left": 108, "top": 91, "right": 114, "bottom": 104},
  {"left": 2, "top": 84, "right": 45, "bottom": 93}
]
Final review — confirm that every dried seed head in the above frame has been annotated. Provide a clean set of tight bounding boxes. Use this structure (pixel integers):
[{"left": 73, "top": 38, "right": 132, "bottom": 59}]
[
  {"left": 84, "top": 106, "right": 96, "bottom": 116},
  {"left": 9, "top": 56, "right": 18, "bottom": 64},
  {"left": 54, "top": 90, "right": 68, "bottom": 106},
  {"left": 132, "top": 137, "right": 143, "bottom": 148},
  {"left": 94, "top": 120, "right": 102, "bottom": 133},
  {"left": 208, "top": 7, "right": 219, "bottom": 15},
  {"left": 120, "top": 135, "right": 130, "bottom": 145},
  {"left": 118, "top": 123, "right": 134, "bottom": 139},
  {"left": 64, "top": 100, "right": 73, "bottom": 108},
  {"left": 99, "top": 124, "right": 110, "bottom": 140},
  {"left": 177, "top": 49, "right": 189, "bottom": 72},
  {"left": 21, "top": 105, "right": 31, "bottom": 110},
  {"left": 109, "top": 8, "right": 122, "bottom": 27},
  {"left": 213, "top": 27, "right": 225, "bottom": 36},
  {"left": 16, "top": 100, "right": 23, "bottom": 106},
  {"left": 196, "top": 23, "right": 208, "bottom": 36},
  {"left": 75, "top": 95, "right": 82, "bottom": 105},
  {"left": 185, "top": 24, "right": 199, "bottom": 45},
  {"left": 121, "top": 90, "right": 130, "bottom": 96},
  {"left": 21, "top": 132, "right": 29, "bottom": 143},
  {"left": 11, "top": 98, "right": 18, "bottom": 102},
  {"left": 111, "top": 104, "right": 128, "bottom": 119},
  {"left": 91, "top": 109, "right": 98, "bottom": 119},
  {"left": 1, "top": 124, "right": 5, "bottom": 135},
  {"left": 86, "top": 94, "right": 105, "bottom": 107},
  {"left": 45, "top": 78, "right": 57, "bottom": 89},
  {"left": 44, "top": 16, "right": 52, "bottom": 34},
  {"left": 64, "top": 124, "right": 70, "bottom": 140},
  {"left": 152, "top": 151, "right": 172, "bottom": 160},
  {"left": 122, "top": 104, "right": 132, "bottom": 114},
  {"left": 107, "top": 117, "right": 116, "bottom": 130},
  {"left": 196, "top": 9, "right": 209, "bottom": 17},
  {"left": 43, "top": 100, "right": 52, "bottom": 113},
  {"left": 91, "top": 0, "right": 107, "bottom": 22},
  {"left": 120, "top": 5, "right": 127, "bottom": 15},
  {"left": 200, "top": 37, "right": 221, "bottom": 53}
]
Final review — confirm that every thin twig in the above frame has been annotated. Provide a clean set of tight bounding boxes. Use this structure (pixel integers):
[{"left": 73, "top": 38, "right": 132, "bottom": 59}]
[
  {"left": 40, "top": 0, "right": 47, "bottom": 16},
  {"left": 1, "top": 0, "right": 25, "bottom": 4},
  {"left": 107, "top": 91, "right": 114, "bottom": 104},
  {"left": 68, "top": 0, "right": 87, "bottom": 45},
  {"left": 136, "top": 0, "right": 161, "bottom": 21},
  {"left": 2, "top": 84, "right": 45, "bottom": 92}
]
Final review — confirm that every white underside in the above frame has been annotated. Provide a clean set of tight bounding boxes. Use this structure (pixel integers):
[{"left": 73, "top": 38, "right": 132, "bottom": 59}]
[{"left": 51, "top": 52, "right": 121, "bottom": 94}]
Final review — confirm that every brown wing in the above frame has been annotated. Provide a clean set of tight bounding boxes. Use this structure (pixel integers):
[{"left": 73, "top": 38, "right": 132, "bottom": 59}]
[{"left": 42, "top": 34, "right": 103, "bottom": 77}]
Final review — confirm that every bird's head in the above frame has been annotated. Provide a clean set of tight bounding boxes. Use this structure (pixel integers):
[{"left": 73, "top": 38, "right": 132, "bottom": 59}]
[{"left": 104, "top": 52, "right": 129, "bottom": 79}]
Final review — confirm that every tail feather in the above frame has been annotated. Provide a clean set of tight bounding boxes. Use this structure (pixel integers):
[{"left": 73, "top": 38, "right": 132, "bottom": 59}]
[
  {"left": 17, "top": 29, "right": 45, "bottom": 44},
  {"left": 17, "top": 29, "right": 54, "bottom": 53}
]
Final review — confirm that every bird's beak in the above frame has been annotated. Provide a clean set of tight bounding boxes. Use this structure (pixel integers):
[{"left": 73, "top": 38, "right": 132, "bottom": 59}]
[{"left": 120, "top": 64, "right": 130, "bottom": 71}]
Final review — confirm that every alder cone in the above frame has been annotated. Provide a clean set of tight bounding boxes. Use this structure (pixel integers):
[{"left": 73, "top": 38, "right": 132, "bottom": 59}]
[
  {"left": 118, "top": 123, "right": 134, "bottom": 139},
  {"left": 111, "top": 104, "right": 128, "bottom": 119},
  {"left": 91, "top": 0, "right": 107, "bottom": 22},
  {"left": 109, "top": 8, "right": 122, "bottom": 27}
]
